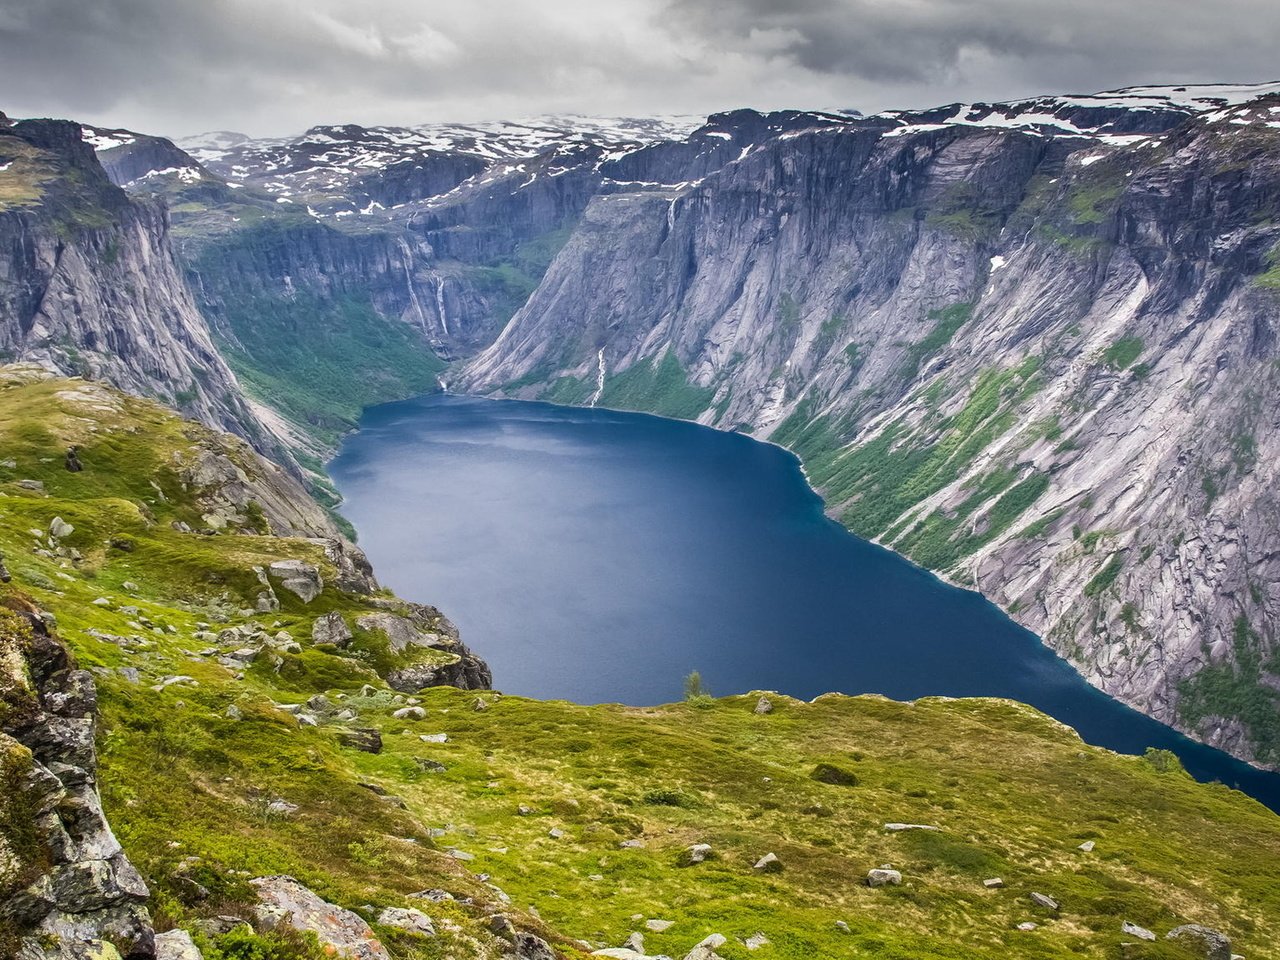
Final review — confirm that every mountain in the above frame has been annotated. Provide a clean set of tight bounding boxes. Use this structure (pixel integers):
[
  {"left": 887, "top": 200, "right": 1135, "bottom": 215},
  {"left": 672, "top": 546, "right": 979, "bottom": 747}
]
[
  {"left": 8, "top": 85, "right": 1280, "bottom": 769},
  {"left": 2, "top": 369, "right": 1278, "bottom": 960},
  {"left": 456, "top": 83, "right": 1280, "bottom": 769}
]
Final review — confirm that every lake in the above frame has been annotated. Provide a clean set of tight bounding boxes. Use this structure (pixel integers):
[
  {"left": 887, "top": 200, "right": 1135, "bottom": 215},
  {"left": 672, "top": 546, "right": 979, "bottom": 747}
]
[{"left": 329, "top": 393, "right": 1280, "bottom": 812}]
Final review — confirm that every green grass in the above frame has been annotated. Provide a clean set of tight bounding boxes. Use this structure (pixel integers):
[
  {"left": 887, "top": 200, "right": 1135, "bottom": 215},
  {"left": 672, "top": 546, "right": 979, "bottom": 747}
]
[
  {"left": 1102, "top": 337, "right": 1145, "bottom": 371},
  {"left": 1255, "top": 243, "right": 1280, "bottom": 288}
]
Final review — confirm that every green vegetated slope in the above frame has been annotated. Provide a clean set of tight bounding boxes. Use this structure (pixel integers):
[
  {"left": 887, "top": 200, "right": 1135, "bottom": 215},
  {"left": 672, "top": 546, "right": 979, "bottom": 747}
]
[
  {"left": 210, "top": 289, "right": 444, "bottom": 451},
  {"left": 2, "top": 371, "right": 1280, "bottom": 959}
]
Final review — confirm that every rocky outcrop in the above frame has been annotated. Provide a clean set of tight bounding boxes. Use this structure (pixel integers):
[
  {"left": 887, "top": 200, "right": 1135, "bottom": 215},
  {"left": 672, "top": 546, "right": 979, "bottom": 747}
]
[
  {"left": 460, "top": 88, "right": 1280, "bottom": 768},
  {"left": 250, "top": 875, "right": 389, "bottom": 960},
  {"left": 357, "top": 603, "right": 492, "bottom": 693},
  {"left": 0, "top": 599, "right": 154, "bottom": 959}
]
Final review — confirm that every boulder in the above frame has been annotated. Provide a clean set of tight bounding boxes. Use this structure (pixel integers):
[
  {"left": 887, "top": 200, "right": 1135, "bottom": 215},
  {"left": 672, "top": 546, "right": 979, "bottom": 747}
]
[
  {"left": 754, "top": 696, "right": 773, "bottom": 715},
  {"left": 313, "top": 612, "right": 353, "bottom": 647},
  {"left": 337, "top": 728, "right": 383, "bottom": 754},
  {"left": 392, "top": 706, "right": 426, "bottom": 720},
  {"left": 744, "top": 932, "right": 769, "bottom": 950},
  {"left": 645, "top": 919, "right": 675, "bottom": 932},
  {"left": 376, "top": 906, "right": 435, "bottom": 937},
  {"left": 155, "top": 928, "right": 203, "bottom": 960},
  {"left": 267, "top": 560, "right": 323, "bottom": 603},
  {"left": 687, "top": 843, "right": 713, "bottom": 864},
  {"left": 1077, "top": 840, "right": 1096, "bottom": 852},
  {"left": 752, "top": 852, "right": 781, "bottom": 872},
  {"left": 1165, "top": 925, "right": 1231, "bottom": 960},
  {"left": 982, "top": 878, "right": 1004, "bottom": 889},
  {"left": 684, "top": 933, "right": 727, "bottom": 960},
  {"left": 1029, "top": 892, "right": 1059, "bottom": 911},
  {"left": 49, "top": 517, "right": 74, "bottom": 539},
  {"left": 251, "top": 875, "right": 389, "bottom": 959},
  {"left": 867, "top": 868, "right": 902, "bottom": 887}
]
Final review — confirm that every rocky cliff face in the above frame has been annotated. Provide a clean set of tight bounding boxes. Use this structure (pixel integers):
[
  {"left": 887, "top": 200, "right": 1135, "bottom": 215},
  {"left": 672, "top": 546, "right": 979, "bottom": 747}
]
[
  {"left": 0, "top": 120, "right": 277, "bottom": 452},
  {"left": 1, "top": 597, "right": 154, "bottom": 959},
  {"left": 461, "top": 84, "right": 1280, "bottom": 769}
]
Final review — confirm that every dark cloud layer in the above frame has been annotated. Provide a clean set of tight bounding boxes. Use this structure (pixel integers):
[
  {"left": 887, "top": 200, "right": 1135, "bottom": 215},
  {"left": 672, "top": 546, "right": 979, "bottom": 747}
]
[{"left": 1, "top": 0, "right": 1277, "bottom": 136}]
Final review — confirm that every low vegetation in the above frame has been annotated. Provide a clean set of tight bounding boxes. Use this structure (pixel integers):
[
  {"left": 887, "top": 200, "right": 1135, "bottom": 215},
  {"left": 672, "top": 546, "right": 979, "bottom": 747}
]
[{"left": 2, "top": 371, "right": 1280, "bottom": 959}]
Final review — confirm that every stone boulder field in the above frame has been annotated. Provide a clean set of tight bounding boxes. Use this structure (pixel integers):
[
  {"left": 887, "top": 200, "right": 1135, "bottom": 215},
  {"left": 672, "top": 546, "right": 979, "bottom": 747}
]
[{"left": 2, "top": 368, "right": 1279, "bottom": 959}]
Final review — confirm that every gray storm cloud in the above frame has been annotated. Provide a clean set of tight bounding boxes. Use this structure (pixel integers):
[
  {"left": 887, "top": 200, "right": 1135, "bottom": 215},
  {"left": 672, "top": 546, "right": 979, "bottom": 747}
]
[{"left": 0, "top": 0, "right": 1276, "bottom": 136}]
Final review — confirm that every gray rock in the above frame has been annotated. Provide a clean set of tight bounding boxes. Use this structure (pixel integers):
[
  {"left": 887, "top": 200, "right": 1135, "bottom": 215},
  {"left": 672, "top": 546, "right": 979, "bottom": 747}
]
[
  {"left": 683, "top": 934, "right": 727, "bottom": 960},
  {"left": 155, "top": 928, "right": 204, "bottom": 960},
  {"left": 392, "top": 706, "right": 426, "bottom": 720},
  {"left": 645, "top": 919, "right": 675, "bottom": 932},
  {"left": 49, "top": 517, "right": 74, "bottom": 539},
  {"left": 753, "top": 695, "right": 773, "bottom": 715},
  {"left": 1165, "top": 924, "right": 1231, "bottom": 960},
  {"left": 883, "top": 823, "right": 939, "bottom": 832},
  {"left": 743, "top": 932, "right": 769, "bottom": 950},
  {"left": 267, "top": 560, "right": 323, "bottom": 603},
  {"left": 687, "top": 843, "right": 713, "bottom": 864},
  {"left": 1029, "top": 892, "right": 1060, "bottom": 911},
  {"left": 251, "top": 875, "right": 389, "bottom": 959},
  {"left": 1077, "top": 840, "right": 1096, "bottom": 852},
  {"left": 313, "top": 612, "right": 353, "bottom": 647},
  {"left": 1121, "top": 921, "right": 1156, "bottom": 942},
  {"left": 867, "top": 868, "right": 902, "bottom": 887},
  {"left": 982, "top": 877, "right": 1004, "bottom": 889},
  {"left": 752, "top": 852, "right": 781, "bottom": 872},
  {"left": 376, "top": 906, "right": 435, "bottom": 937}
]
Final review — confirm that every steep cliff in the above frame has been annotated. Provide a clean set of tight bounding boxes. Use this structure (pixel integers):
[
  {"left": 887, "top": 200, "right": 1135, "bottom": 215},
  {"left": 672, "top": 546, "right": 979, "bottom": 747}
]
[
  {"left": 461, "top": 84, "right": 1280, "bottom": 769},
  {"left": 0, "top": 119, "right": 277, "bottom": 452}
]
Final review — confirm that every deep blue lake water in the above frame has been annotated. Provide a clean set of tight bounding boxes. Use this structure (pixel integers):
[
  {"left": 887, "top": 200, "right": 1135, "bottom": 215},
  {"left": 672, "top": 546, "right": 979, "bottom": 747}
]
[{"left": 330, "top": 394, "right": 1280, "bottom": 812}]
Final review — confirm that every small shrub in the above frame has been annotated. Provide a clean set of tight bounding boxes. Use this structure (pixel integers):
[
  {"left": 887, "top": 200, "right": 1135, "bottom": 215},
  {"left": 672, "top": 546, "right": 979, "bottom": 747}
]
[
  {"left": 810, "top": 763, "right": 859, "bottom": 786},
  {"left": 642, "top": 787, "right": 693, "bottom": 808}
]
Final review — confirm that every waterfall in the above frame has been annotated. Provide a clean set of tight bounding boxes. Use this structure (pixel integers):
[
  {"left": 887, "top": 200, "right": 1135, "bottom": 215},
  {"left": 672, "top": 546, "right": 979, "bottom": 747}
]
[
  {"left": 434, "top": 276, "right": 451, "bottom": 339},
  {"left": 589, "top": 348, "right": 606, "bottom": 406},
  {"left": 395, "top": 236, "right": 430, "bottom": 337}
]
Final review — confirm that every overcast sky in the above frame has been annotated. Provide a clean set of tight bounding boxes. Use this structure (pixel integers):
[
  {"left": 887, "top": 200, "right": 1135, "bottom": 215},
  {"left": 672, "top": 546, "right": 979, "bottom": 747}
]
[{"left": 2, "top": 0, "right": 1278, "bottom": 138}]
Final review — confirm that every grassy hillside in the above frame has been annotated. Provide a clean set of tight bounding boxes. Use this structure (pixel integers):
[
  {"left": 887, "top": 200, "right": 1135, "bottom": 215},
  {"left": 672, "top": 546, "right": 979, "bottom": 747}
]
[{"left": 2, "top": 370, "right": 1279, "bottom": 960}]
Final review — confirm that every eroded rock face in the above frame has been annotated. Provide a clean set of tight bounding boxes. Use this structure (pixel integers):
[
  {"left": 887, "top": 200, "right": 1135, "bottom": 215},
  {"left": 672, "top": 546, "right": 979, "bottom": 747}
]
[
  {"left": 0, "top": 601, "right": 154, "bottom": 960},
  {"left": 250, "top": 876, "right": 389, "bottom": 960}
]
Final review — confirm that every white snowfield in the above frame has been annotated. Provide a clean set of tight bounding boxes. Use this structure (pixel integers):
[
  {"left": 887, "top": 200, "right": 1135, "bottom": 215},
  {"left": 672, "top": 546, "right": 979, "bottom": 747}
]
[{"left": 875, "top": 80, "right": 1280, "bottom": 143}]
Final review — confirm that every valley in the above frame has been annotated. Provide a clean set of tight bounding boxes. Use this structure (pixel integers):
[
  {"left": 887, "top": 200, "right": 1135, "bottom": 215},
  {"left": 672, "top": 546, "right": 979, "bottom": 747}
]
[{"left": 3, "top": 74, "right": 1280, "bottom": 960}]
